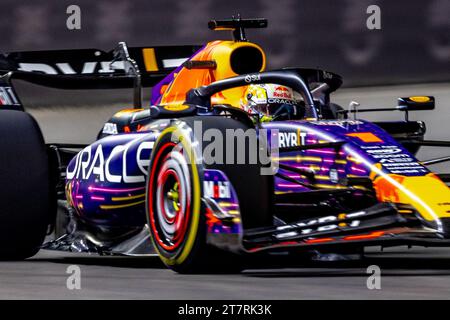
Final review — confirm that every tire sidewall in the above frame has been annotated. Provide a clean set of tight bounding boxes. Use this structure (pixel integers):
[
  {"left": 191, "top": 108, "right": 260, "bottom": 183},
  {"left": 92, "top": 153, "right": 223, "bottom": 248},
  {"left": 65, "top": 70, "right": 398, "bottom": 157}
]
[{"left": 146, "top": 123, "right": 204, "bottom": 268}]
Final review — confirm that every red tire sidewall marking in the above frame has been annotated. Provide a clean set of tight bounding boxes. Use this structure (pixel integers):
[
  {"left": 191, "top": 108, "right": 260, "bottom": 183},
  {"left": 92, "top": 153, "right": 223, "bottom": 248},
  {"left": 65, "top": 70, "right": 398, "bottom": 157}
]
[{"left": 148, "top": 141, "right": 192, "bottom": 252}]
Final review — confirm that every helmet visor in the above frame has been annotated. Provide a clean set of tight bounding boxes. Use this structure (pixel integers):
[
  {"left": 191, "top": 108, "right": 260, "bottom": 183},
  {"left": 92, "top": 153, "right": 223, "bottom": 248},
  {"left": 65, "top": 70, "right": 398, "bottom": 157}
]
[{"left": 251, "top": 102, "right": 298, "bottom": 118}]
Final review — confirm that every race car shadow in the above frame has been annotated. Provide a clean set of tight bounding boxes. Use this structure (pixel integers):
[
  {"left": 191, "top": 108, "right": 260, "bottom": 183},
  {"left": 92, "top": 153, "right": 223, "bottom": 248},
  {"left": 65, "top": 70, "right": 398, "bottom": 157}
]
[
  {"left": 33, "top": 248, "right": 450, "bottom": 275},
  {"left": 35, "top": 251, "right": 166, "bottom": 269},
  {"left": 243, "top": 255, "right": 450, "bottom": 278}
]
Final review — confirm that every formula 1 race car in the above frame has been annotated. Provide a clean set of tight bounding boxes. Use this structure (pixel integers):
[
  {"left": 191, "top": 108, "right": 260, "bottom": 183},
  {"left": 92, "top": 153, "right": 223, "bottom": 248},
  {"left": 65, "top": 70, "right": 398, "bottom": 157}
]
[{"left": 0, "top": 17, "right": 449, "bottom": 273}]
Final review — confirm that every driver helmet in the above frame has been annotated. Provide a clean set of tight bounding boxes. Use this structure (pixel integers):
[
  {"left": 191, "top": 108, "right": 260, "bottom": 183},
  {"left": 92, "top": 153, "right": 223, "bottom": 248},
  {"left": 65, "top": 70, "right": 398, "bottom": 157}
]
[{"left": 240, "top": 84, "right": 302, "bottom": 121}]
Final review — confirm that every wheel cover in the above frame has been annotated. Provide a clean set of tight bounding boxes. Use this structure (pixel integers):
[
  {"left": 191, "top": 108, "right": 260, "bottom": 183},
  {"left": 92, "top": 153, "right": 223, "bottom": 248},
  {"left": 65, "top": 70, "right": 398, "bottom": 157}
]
[{"left": 149, "top": 143, "right": 192, "bottom": 251}]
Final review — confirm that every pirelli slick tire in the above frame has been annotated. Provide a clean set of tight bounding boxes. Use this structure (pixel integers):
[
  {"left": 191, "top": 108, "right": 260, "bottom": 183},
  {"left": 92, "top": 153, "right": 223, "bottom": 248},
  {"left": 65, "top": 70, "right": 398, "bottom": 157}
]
[
  {"left": 146, "top": 117, "right": 273, "bottom": 273},
  {"left": 0, "top": 110, "right": 51, "bottom": 260}
]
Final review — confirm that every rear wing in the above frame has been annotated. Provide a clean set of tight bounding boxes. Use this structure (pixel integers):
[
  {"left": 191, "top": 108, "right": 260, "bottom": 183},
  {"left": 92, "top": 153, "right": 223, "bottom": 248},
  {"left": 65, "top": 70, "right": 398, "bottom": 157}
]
[{"left": 0, "top": 43, "right": 201, "bottom": 110}]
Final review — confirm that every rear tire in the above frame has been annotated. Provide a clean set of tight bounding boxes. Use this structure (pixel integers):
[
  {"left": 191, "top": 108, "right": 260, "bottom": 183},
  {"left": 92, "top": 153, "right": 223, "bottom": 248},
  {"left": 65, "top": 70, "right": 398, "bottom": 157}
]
[
  {"left": 0, "top": 111, "right": 52, "bottom": 259},
  {"left": 146, "top": 117, "right": 273, "bottom": 273}
]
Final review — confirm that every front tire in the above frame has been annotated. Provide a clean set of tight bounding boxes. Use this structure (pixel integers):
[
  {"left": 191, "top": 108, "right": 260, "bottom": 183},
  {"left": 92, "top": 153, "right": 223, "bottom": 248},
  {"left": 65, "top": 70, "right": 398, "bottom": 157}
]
[
  {"left": 146, "top": 117, "right": 273, "bottom": 273},
  {"left": 146, "top": 121, "right": 207, "bottom": 273}
]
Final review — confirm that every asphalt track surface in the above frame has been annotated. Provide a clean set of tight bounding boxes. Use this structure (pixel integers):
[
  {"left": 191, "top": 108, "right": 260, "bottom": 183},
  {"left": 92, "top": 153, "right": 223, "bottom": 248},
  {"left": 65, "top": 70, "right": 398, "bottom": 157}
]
[
  {"left": 3, "top": 248, "right": 450, "bottom": 299},
  {"left": 1, "top": 82, "right": 450, "bottom": 299}
]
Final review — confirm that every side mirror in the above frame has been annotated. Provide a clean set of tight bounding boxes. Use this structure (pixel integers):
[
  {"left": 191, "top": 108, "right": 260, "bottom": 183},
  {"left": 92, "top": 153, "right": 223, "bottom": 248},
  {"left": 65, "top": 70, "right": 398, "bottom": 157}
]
[{"left": 397, "top": 96, "right": 435, "bottom": 111}]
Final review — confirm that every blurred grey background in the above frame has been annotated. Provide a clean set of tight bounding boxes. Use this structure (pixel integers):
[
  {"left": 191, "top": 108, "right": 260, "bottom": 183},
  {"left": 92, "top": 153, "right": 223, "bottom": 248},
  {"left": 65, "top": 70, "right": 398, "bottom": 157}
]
[{"left": 1, "top": 0, "right": 449, "bottom": 86}]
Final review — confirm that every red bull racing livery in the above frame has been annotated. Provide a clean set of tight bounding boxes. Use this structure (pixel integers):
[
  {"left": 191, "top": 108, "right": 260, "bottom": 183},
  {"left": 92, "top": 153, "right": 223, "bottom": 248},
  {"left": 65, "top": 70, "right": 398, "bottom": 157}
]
[{"left": 0, "top": 17, "right": 449, "bottom": 273}]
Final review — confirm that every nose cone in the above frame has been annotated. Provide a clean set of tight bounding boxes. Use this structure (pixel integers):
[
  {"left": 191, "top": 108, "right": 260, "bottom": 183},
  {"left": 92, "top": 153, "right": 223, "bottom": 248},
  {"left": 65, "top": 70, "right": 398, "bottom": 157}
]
[{"left": 373, "top": 173, "right": 450, "bottom": 235}]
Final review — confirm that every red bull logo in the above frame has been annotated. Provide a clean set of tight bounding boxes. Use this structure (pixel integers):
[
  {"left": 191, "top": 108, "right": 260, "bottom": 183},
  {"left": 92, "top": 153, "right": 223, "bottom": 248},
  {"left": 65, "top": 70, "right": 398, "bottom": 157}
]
[{"left": 272, "top": 86, "right": 293, "bottom": 99}]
